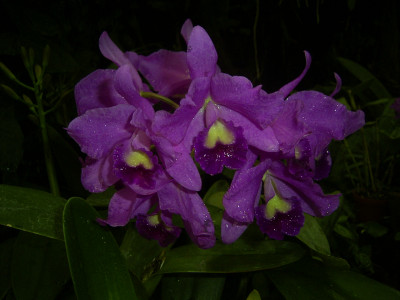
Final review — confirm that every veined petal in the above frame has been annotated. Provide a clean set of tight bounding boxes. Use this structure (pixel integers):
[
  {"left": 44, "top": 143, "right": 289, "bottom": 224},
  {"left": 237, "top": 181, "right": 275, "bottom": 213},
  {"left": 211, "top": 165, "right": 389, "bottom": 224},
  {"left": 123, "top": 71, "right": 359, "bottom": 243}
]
[
  {"left": 99, "top": 31, "right": 132, "bottom": 67},
  {"left": 269, "top": 161, "right": 340, "bottom": 217},
  {"left": 158, "top": 182, "right": 215, "bottom": 249},
  {"left": 277, "top": 51, "right": 312, "bottom": 98},
  {"left": 221, "top": 212, "right": 249, "bottom": 244},
  {"left": 157, "top": 140, "right": 202, "bottom": 191},
  {"left": 67, "top": 104, "right": 135, "bottom": 159},
  {"left": 211, "top": 73, "right": 284, "bottom": 128},
  {"left": 181, "top": 19, "right": 194, "bottom": 44},
  {"left": 137, "top": 50, "right": 191, "bottom": 97},
  {"left": 223, "top": 160, "right": 269, "bottom": 223},
  {"left": 81, "top": 155, "right": 118, "bottom": 193},
  {"left": 287, "top": 90, "right": 365, "bottom": 154},
  {"left": 74, "top": 69, "right": 127, "bottom": 115},
  {"left": 270, "top": 100, "right": 308, "bottom": 155},
  {"left": 114, "top": 65, "right": 157, "bottom": 121},
  {"left": 217, "top": 105, "right": 280, "bottom": 152},
  {"left": 152, "top": 78, "right": 209, "bottom": 145},
  {"left": 98, "top": 186, "right": 153, "bottom": 226},
  {"left": 187, "top": 26, "right": 218, "bottom": 79}
]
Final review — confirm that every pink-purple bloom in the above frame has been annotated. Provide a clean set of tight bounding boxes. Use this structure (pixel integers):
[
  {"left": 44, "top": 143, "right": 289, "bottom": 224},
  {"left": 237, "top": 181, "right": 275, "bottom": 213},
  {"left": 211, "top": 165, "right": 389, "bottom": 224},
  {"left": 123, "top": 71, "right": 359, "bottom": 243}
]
[{"left": 67, "top": 19, "right": 365, "bottom": 248}]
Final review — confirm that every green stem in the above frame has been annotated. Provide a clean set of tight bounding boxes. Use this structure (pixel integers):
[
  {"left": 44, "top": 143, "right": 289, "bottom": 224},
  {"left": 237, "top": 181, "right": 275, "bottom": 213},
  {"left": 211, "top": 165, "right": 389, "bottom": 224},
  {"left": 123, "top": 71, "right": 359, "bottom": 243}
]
[
  {"left": 361, "top": 127, "right": 376, "bottom": 194},
  {"left": 35, "top": 83, "right": 60, "bottom": 196},
  {"left": 140, "top": 91, "right": 179, "bottom": 109},
  {"left": 343, "top": 139, "right": 363, "bottom": 191}
]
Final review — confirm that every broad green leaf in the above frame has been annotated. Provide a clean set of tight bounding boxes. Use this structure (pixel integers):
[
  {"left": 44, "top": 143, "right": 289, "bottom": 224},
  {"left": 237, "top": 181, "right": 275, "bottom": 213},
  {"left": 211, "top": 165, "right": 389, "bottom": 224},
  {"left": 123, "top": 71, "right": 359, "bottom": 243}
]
[
  {"left": 158, "top": 240, "right": 305, "bottom": 274},
  {"left": 296, "top": 214, "right": 331, "bottom": 255},
  {"left": 161, "top": 275, "right": 195, "bottom": 300},
  {"left": 86, "top": 187, "right": 115, "bottom": 207},
  {"left": 246, "top": 289, "right": 261, "bottom": 300},
  {"left": 0, "top": 184, "right": 65, "bottom": 240},
  {"left": 120, "top": 224, "right": 164, "bottom": 280},
  {"left": 268, "top": 258, "right": 400, "bottom": 300},
  {"left": 0, "top": 238, "right": 15, "bottom": 299},
  {"left": 11, "top": 232, "right": 70, "bottom": 300},
  {"left": 326, "top": 268, "right": 400, "bottom": 299},
  {"left": 63, "top": 197, "right": 137, "bottom": 300},
  {"left": 337, "top": 57, "right": 391, "bottom": 99},
  {"left": 161, "top": 275, "right": 225, "bottom": 300},
  {"left": 191, "top": 275, "right": 225, "bottom": 300}
]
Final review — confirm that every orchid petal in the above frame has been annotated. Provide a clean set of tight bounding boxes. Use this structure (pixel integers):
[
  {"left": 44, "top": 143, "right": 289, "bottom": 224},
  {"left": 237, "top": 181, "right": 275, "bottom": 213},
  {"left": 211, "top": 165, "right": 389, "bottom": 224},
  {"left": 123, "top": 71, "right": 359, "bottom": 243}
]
[
  {"left": 211, "top": 73, "right": 284, "bottom": 128},
  {"left": 74, "top": 69, "right": 127, "bottom": 115},
  {"left": 187, "top": 26, "right": 218, "bottom": 79},
  {"left": 158, "top": 182, "right": 216, "bottom": 249},
  {"left": 277, "top": 51, "right": 312, "bottom": 98},
  {"left": 99, "top": 32, "right": 132, "bottom": 67},
  {"left": 67, "top": 104, "right": 135, "bottom": 159},
  {"left": 223, "top": 160, "right": 269, "bottom": 223},
  {"left": 221, "top": 213, "right": 249, "bottom": 244},
  {"left": 181, "top": 19, "right": 194, "bottom": 44},
  {"left": 137, "top": 50, "right": 191, "bottom": 97},
  {"left": 81, "top": 155, "right": 118, "bottom": 193}
]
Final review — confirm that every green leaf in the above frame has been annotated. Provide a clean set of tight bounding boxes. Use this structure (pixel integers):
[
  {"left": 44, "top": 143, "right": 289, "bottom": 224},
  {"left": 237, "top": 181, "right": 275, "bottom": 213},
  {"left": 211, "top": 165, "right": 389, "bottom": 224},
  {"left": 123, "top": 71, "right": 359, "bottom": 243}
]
[
  {"left": 63, "top": 197, "right": 137, "bottom": 300},
  {"left": 86, "top": 187, "right": 115, "bottom": 207},
  {"left": 337, "top": 57, "right": 392, "bottom": 99},
  {"left": 11, "top": 232, "right": 70, "bottom": 300},
  {"left": 120, "top": 224, "right": 164, "bottom": 280},
  {"left": 158, "top": 240, "right": 305, "bottom": 274},
  {"left": 0, "top": 184, "right": 66, "bottom": 240},
  {"left": 246, "top": 289, "right": 261, "bottom": 300},
  {"left": 296, "top": 214, "right": 331, "bottom": 255},
  {"left": 203, "top": 180, "right": 230, "bottom": 209},
  {"left": 0, "top": 238, "right": 15, "bottom": 299},
  {"left": 161, "top": 275, "right": 225, "bottom": 300},
  {"left": 268, "top": 258, "right": 400, "bottom": 300}
]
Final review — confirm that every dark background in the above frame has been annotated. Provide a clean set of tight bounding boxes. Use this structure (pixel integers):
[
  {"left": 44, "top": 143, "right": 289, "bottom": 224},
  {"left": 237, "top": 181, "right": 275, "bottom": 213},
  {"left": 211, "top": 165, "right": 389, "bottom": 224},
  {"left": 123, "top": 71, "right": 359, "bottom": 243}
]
[
  {"left": 1, "top": 0, "right": 399, "bottom": 92},
  {"left": 1, "top": 0, "right": 400, "bottom": 292}
]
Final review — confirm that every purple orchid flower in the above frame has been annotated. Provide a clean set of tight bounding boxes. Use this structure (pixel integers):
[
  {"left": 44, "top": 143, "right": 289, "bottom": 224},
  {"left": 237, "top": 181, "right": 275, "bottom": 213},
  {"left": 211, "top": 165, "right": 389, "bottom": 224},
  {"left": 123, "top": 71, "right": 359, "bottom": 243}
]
[
  {"left": 221, "top": 75, "right": 365, "bottom": 243},
  {"left": 98, "top": 183, "right": 215, "bottom": 249},
  {"left": 221, "top": 157, "right": 339, "bottom": 243},
  {"left": 152, "top": 25, "right": 289, "bottom": 176}
]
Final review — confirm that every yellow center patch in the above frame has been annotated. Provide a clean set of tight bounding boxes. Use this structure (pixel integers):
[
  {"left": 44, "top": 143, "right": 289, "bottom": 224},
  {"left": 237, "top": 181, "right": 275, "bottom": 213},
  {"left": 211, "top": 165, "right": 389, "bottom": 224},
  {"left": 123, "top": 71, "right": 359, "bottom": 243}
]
[
  {"left": 265, "top": 195, "right": 291, "bottom": 219},
  {"left": 148, "top": 214, "right": 161, "bottom": 226},
  {"left": 125, "top": 150, "right": 153, "bottom": 170},
  {"left": 205, "top": 120, "right": 234, "bottom": 149}
]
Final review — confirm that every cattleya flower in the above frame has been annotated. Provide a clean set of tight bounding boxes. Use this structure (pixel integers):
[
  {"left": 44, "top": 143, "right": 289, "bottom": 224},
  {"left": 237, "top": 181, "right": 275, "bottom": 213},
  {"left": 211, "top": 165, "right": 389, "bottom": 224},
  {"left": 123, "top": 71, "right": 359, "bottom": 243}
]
[
  {"left": 222, "top": 79, "right": 365, "bottom": 243},
  {"left": 67, "top": 18, "right": 365, "bottom": 249}
]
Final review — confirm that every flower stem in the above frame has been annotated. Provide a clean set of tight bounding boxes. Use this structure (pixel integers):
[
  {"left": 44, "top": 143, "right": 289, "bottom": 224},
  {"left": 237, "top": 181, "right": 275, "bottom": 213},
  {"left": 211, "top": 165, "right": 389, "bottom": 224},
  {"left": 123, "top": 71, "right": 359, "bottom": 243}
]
[
  {"left": 36, "top": 87, "right": 60, "bottom": 196},
  {"left": 140, "top": 91, "right": 179, "bottom": 109}
]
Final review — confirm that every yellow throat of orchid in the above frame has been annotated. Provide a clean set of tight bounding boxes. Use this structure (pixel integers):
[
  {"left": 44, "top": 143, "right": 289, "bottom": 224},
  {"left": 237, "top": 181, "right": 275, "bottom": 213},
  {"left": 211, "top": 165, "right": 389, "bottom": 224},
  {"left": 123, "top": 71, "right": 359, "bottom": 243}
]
[
  {"left": 205, "top": 120, "right": 234, "bottom": 149},
  {"left": 125, "top": 150, "right": 153, "bottom": 170},
  {"left": 265, "top": 194, "right": 291, "bottom": 219}
]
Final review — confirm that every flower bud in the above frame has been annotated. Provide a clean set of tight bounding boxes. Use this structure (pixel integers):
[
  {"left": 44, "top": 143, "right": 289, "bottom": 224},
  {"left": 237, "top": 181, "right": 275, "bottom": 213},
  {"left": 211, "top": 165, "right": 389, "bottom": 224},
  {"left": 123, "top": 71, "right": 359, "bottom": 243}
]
[
  {"left": 35, "top": 65, "right": 42, "bottom": 80},
  {"left": 0, "top": 84, "right": 20, "bottom": 100},
  {"left": 0, "top": 62, "right": 17, "bottom": 81}
]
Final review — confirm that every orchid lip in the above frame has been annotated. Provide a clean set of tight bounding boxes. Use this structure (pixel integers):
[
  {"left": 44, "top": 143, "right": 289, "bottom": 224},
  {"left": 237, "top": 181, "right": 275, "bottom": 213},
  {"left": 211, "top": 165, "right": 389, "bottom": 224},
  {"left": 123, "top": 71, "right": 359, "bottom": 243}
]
[{"left": 124, "top": 150, "right": 154, "bottom": 170}]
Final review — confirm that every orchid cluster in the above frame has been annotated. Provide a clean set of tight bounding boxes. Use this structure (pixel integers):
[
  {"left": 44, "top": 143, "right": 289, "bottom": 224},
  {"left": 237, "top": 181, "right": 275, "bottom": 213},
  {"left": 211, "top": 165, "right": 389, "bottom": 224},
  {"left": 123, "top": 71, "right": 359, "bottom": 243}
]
[{"left": 67, "top": 20, "right": 365, "bottom": 249}]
